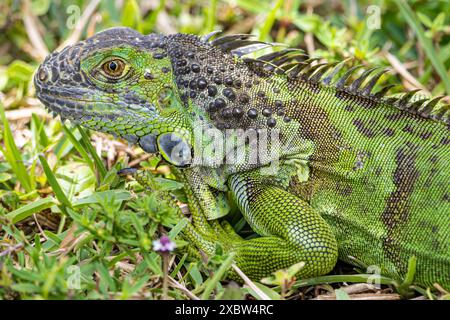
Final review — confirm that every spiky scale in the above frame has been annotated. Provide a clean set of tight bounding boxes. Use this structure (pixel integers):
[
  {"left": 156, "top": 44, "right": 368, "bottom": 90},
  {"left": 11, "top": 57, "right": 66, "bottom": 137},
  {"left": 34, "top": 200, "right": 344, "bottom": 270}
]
[
  {"left": 395, "top": 89, "right": 422, "bottom": 109},
  {"left": 201, "top": 30, "right": 222, "bottom": 42},
  {"left": 231, "top": 43, "right": 272, "bottom": 57},
  {"left": 300, "top": 63, "right": 328, "bottom": 80},
  {"left": 219, "top": 39, "right": 269, "bottom": 52},
  {"left": 309, "top": 62, "right": 337, "bottom": 83},
  {"left": 361, "top": 69, "right": 389, "bottom": 96},
  {"left": 408, "top": 98, "right": 429, "bottom": 113},
  {"left": 258, "top": 48, "right": 301, "bottom": 62},
  {"left": 373, "top": 84, "right": 396, "bottom": 99},
  {"left": 348, "top": 67, "right": 380, "bottom": 92},
  {"left": 288, "top": 59, "right": 320, "bottom": 78},
  {"left": 322, "top": 60, "right": 347, "bottom": 85},
  {"left": 418, "top": 96, "right": 444, "bottom": 117},
  {"left": 335, "top": 65, "right": 363, "bottom": 89},
  {"left": 211, "top": 34, "right": 253, "bottom": 46}
]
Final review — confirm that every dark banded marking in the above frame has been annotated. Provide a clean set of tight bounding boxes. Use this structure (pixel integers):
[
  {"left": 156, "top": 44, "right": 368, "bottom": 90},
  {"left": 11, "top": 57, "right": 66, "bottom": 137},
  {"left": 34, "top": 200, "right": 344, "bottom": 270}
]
[{"left": 382, "top": 145, "right": 420, "bottom": 271}]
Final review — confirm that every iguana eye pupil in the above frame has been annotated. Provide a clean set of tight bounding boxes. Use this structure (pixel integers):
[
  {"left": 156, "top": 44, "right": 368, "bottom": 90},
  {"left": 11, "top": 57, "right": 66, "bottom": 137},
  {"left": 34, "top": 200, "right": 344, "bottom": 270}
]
[
  {"left": 101, "top": 59, "right": 126, "bottom": 79},
  {"left": 109, "top": 61, "right": 117, "bottom": 71}
]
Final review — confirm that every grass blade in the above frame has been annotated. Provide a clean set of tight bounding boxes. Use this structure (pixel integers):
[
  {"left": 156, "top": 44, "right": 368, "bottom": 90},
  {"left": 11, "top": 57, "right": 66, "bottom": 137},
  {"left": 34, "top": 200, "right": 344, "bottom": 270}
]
[
  {"left": 395, "top": 0, "right": 450, "bottom": 94},
  {"left": 76, "top": 126, "right": 107, "bottom": 180},
  {"left": 6, "top": 197, "right": 56, "bottom": 223},
  {"left": 0, "top": 102, "right": 32, "bottom": 192},
  {"left": 292, "top": 274, "right": 395, "bottom": 289},
  {"left": 205, "top": 0, "right": 217, "bottom": 32},
  {"left": 168, "top": 218, "right": 188, "bottom": 238},
  {"left": 200, "top": 252, "right": 235, "bottom": 300},
  {"left": 144, "top": 0, "right": 166, "bottom": 32},
  {"left": 62, "top": 124, "right": 95, "bottom": 174},
  {"left": 72, "top": 190, "right": 131, "bottom": 207},
  {"left": 31, "top": 113, "right": 49, "bottom": 149},
  {"left": 258, "top": 0, "right": 284, "bottom": 41},
  {"left": 38, "top": 154, "right": 71, "bottom": 208}
]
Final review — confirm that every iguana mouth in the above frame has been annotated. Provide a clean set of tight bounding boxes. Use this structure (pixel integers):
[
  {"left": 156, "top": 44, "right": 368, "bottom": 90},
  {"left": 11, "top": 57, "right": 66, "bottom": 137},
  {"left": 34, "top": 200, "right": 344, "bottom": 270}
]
[
  {"left": 35, "top": 62, "right": 92, "bottom": 119},
  {"left": 34, "top": 82, "right": 113, "bottom": 123}
]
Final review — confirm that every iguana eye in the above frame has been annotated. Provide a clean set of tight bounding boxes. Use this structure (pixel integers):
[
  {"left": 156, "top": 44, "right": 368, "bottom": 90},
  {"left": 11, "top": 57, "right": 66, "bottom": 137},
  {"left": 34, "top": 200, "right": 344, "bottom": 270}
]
[{"left": 101, "top": 58, "right": 127, "bottom": 79}]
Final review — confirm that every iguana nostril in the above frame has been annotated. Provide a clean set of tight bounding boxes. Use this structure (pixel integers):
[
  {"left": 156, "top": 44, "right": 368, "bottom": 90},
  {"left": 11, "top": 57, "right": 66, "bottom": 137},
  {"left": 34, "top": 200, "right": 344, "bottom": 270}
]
[{"left": 38, "top": 67, "right": 48, "bottom": 82}]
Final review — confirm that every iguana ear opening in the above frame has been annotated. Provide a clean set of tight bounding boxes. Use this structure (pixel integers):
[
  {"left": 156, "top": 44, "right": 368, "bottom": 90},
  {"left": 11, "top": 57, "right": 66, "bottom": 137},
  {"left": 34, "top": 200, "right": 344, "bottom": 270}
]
[{"left": 157, "top": 132, "right": 192, "bottom": 167}]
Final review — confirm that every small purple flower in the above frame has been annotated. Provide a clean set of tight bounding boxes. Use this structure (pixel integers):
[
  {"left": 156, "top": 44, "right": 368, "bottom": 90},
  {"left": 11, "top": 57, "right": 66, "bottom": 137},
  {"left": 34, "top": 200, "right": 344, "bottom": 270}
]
[{"left": 153, "top": 235, "right": 176, "bottom": 253}]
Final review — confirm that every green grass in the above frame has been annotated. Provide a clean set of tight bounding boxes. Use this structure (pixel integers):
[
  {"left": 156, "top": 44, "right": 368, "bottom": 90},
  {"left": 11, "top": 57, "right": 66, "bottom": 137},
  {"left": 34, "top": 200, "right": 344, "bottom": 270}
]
[{"left": 1, "top": 0, "right": 449, "bottom": 300}]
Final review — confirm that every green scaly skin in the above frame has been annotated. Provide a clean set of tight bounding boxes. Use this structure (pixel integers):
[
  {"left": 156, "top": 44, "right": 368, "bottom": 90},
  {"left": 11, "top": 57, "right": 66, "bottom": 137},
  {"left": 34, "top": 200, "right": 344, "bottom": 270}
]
[{"left": 34, "top": 27, "right": 450, "bottom": 290}]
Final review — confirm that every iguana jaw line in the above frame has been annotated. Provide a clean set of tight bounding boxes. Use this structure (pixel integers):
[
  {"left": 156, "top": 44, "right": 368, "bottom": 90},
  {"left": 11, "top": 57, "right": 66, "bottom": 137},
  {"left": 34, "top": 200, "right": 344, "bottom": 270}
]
[{"left": 36, "top": 87, "right": 165, "bottom": 150}]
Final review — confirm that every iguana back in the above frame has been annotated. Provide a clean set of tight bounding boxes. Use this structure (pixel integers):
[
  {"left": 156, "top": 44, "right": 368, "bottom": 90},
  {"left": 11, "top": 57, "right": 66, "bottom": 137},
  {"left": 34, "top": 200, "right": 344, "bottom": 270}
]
[{"left": 284, "top": 76, "right": 450, "bottom": 287}]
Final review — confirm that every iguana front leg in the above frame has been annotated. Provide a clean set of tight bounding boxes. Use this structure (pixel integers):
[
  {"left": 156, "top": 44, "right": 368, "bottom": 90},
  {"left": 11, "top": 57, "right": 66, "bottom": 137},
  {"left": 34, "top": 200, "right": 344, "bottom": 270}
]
[
  {"left": 180, "top": 168, "right": 338, "bottom": 280},
  {"left": 226, "top": 171, "right": 338, "bottom": 279},
  {"left": 178, "top": 168, "right": 243, "bottom": 249}
]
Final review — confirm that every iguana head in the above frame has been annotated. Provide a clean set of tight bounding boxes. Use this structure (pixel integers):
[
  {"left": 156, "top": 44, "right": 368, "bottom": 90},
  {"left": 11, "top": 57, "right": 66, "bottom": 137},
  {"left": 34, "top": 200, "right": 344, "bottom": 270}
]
[
  {"left": 34, "top": 27, "right": 194, "bottom": 166},
  {"left": 35, "top": 27, "right": 297, "bottom": 167}
]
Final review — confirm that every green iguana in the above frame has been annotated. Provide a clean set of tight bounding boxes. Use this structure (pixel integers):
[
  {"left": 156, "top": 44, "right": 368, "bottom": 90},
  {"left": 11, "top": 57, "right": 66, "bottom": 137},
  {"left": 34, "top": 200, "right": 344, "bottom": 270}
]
[{"left": 34, "top": 27, "right": 450, "bottom": 290}]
